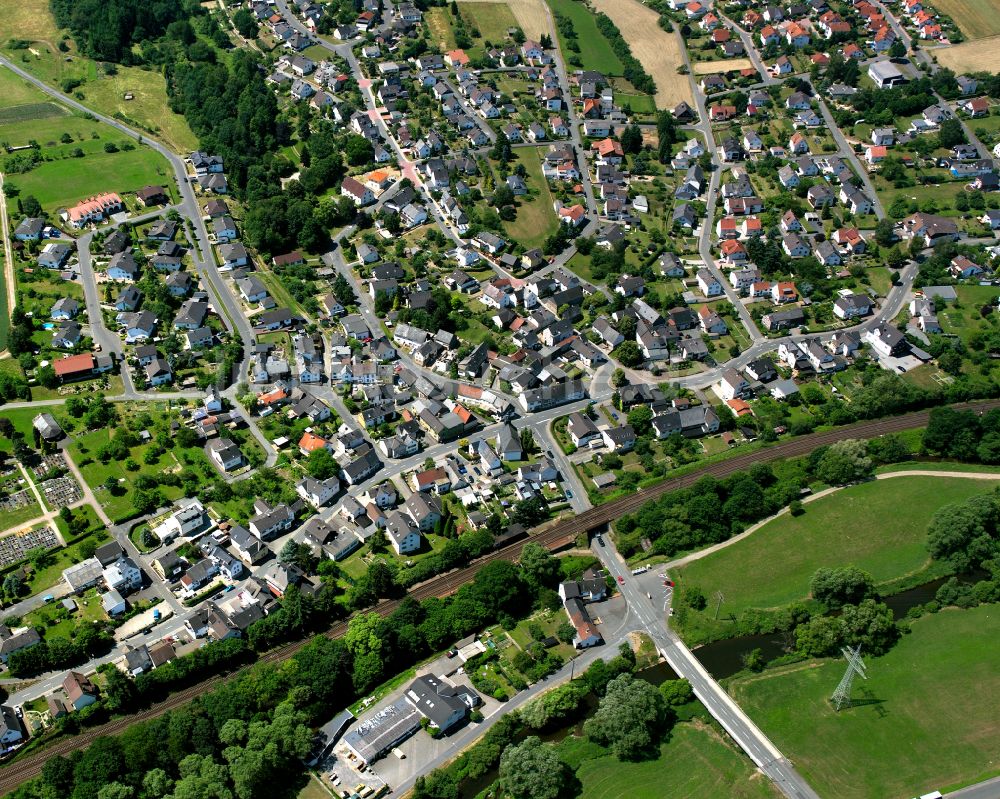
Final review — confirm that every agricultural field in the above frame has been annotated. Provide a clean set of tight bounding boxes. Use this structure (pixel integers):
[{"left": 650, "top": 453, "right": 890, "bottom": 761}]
[
  {"left": 672, "top": 476, "right": 994, "bottom": 644},
  {"left": 588, "top": 0, "right": 693, "bottom": 108},
  {"left": 546, "top": 0, "right": 624, "bottom": 76},
  {"left": 499, "top": 147, "right": 560, "bottom": 250},
  {"left": 692, "top": 59, "right": 754, "bottom": 75},
  {"left": 0, "top": 70, "right": 172, "bottom": 214},
  {"left": 562, "top": 721, "right": 780, "bottom": 799},
  {"left": 934, "top": 35, "right": 1000, "bottom": 74},
  {"left": 459, "top": 1, "right": 520, "bottom": 42},
  {"left": 729, "top": 605, "right": 1000, "bottom": 799},
  {"left": 932, "top": 0, "right": 1000, "bottom": 40},
  {"left": 460, "top": 0, "right": 551, "bottom": 41},
  {"left": 0, "top": 0, "right": 197, "bottom": 152},
  {"left": 10, "top": 148, "right": 171, "bottom": 214}
]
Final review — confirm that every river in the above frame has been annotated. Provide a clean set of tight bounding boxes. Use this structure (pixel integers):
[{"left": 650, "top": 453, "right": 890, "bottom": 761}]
[
  {"left": 694, "top": 574, "right": 978, "bottom": 680},
  {"left": 459, "top": 577, "right": 969, "bottom": 797}
]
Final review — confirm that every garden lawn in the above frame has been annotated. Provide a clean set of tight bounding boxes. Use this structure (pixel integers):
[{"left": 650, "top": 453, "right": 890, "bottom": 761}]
[
  {"left": 947, "top": 286, "right": 1000, "bottom": 336},
  {"left": 546, "top": 0, "right": 624, "bottom": 76},
  {"left": 565, "top": 721, "right": 780, "bottom": 799},
  {"left": 23, "top": 587, "right": 106, "bottom": 638},
  {"left": 729, "top": 605, "right": 1000, "bottom": 798},
  {"left": 673, "top": 477, "right": 993, "bottom": 641},
  {"left": 10, "top": 146, "right": 171, "bottom": 213},
  {"left": 0, "top": 406, "right": 69, "bottom": 452},
  {"left": 501, "top": 148, "right": 560, "bottom": 250},
  {"left": 70, "top": 429, "right": 187, "bottom": 522}
]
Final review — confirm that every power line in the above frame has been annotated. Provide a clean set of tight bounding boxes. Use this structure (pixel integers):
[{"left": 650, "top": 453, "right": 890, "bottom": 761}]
[{"left": 831, "top": 645, "right": 867, "bottom": 711}]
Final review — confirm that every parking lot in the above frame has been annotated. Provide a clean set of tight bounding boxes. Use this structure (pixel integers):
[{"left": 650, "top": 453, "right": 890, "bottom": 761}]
[
  {"left": 0, "top": 526, "right": 59, "bottom": 568},
  {"left": 319, "top": 751, "right": 387, "bottom": 799},
  {"left": 354, "top": 674, "right": 505, "bottom": 787}
]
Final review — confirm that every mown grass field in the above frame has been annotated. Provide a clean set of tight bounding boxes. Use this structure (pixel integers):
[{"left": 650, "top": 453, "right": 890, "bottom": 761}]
[
  {"left": 11, "top": 147, "right": 171, "bottom": 212},
  {"left": 560, "top": 721, "right": 780, "bottom": 799},
  {"left": 673, "top": 476, "right": 994, "bottom": 643},
  {"left": 0, "top": 0, "right": 197, "bottom": 152},
  {"left": 500, "top": 146, "right": 559, "bottom": 250},
  {"left": 546, "top": 0, "right": 624, "bottom": 76},
  {"left": 729, "top": 605, "right": 1000, "bottom": 798}
]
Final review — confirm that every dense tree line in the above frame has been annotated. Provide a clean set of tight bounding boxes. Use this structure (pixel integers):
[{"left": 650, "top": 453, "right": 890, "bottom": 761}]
[
  {"left": 924, "top": 407, "right": 1000, "bottom": 466},
  {"left": 50, "top": 0, "right": 187, "bottom": 62},
  {"left": 414, "top": 645, "right": 698, "bottom": 799},
  {"left": 615, "top": 441, "right": 886, "bottom": 560},
  {"left": 594, "top": 14, "right": 656, "bottom": 96},
  {"left": 8, "top": 625, "right": 114, "bottom": 678}
]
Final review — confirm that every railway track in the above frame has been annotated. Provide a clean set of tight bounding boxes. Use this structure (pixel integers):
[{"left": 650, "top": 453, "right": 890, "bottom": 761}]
[{"left": 1, "top": 399, "right": 995, "bottom": 795}]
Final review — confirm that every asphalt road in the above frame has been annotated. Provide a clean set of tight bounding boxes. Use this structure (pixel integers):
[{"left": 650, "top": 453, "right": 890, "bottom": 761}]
[
  {"left": 590, "top": 538, "right": 820, "bottom": 799},
  {"left": 947, "top": 777, "right": 1000, "bottom": 799},
  {"left": 0, "top": 55, "right": 255, "bottom": 385}
]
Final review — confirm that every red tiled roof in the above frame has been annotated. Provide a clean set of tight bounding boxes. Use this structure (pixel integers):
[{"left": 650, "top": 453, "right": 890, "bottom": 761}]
[{"left": 52, "top": 353, "right": 95, "bottom": 377}]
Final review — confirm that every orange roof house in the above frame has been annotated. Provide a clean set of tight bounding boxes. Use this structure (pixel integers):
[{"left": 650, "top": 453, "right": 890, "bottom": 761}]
[
  {"left": 298, "top": 431, "right": 329, "bottom": 454},
  {"left": 593, "top": 138, "right": 624, "bottom": 158},
  {"left": 258, "top": 386, "right": 288, "bottom": 406},
  {"left": 558, "top": 204, "right": 586, "bottom": 225},
  {"left": 727, "top": 398, "right": 753, "bottom": 416}
]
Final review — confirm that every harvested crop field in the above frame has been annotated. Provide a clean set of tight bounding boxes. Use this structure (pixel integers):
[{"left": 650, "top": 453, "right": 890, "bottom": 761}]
[
  {"left": 692, "top": 58, "right": 755, "bottom": 75},
  {"left": 933, "top": 36, "right": 1000, "bottom": 73},
  {"left": 457, "top": 0, "right": 551, "bottom": 40},
  {"left": 932, "top": 0, "right": 1000, "bottom": 39},
  {"left": 589, "top": 0, "right": 692, "bottom": 108}
]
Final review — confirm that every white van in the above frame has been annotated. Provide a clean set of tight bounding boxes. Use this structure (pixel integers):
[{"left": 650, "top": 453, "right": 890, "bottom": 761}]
[{"left": 391, "top": 747, "right": 406, "bottom": 760}]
